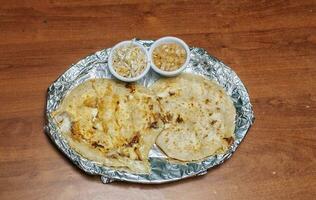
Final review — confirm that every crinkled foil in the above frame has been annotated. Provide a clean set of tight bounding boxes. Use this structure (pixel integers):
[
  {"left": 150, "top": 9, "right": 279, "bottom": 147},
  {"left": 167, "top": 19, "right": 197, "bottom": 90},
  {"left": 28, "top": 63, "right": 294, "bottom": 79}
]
[{"left": 45, "top": 40, "right": 255, "bottom": 184}]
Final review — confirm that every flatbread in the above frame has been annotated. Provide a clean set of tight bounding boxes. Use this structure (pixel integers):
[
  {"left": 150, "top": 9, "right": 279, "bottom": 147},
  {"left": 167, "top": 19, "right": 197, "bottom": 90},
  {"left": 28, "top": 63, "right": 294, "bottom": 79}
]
[
  {"left": 151, "top": 73, "right": 236, "bottom": 162},
  {"left": 52, "top": 73, "right": 236, "bottom": 173},
  {"left": 52, "top": 79, "right": 164, "bottom": 174}
]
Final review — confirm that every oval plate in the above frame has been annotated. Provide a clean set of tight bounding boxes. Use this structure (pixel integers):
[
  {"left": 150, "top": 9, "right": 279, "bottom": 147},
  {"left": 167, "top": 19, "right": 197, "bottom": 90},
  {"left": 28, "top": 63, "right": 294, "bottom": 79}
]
[{"left": 45, "top": 40, "right": 254, "bottom": 184}]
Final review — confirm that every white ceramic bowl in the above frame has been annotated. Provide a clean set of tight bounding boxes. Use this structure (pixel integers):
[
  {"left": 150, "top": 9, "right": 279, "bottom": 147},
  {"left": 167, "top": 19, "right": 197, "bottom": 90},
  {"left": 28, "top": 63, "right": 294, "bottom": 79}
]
[
  {"left": 149, "top": 36, "right": 190, "bottom": 77},
  {"left": 108, "top": 40, "right": 151, "bottom": 82}
]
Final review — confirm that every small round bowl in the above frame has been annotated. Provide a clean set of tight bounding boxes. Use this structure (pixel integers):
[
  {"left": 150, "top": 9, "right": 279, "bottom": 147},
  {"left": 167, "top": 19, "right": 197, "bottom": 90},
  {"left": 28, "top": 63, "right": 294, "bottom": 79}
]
[
  {"left": 149, "top": 36, "right": 190, "bottom": 77},
  {"left": 108, "top": 40, "right": 151, "bottom": 82}
]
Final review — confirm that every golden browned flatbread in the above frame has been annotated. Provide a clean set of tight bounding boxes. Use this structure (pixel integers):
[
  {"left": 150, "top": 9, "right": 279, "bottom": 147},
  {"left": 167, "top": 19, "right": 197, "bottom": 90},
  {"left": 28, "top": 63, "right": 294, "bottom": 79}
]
[
  {"left": 52, "top": 79, "right": 164, "bottom": 174},
  {"left": 151, "top": 73, "right": 236, "bottom": 162},
  {"left": 52, "top": 73, "right": 236, "bottom": 173}
]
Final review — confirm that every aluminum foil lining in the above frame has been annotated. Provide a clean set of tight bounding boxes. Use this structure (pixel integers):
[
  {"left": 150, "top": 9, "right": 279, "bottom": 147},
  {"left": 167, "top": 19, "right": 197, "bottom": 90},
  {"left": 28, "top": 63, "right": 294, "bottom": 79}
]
[{"left": 45, "top": 40, "right": 255, "bottom": 184}]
